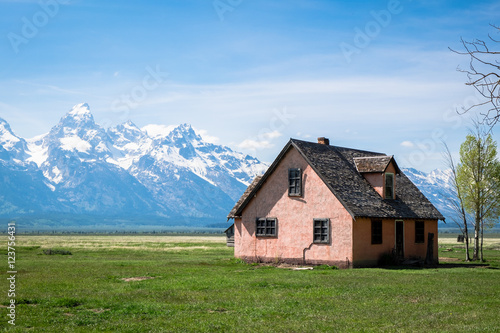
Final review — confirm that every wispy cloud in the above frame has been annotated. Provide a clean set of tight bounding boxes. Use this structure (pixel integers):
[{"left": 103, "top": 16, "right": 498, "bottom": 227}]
[
  {"left": 15, "top": 80, "right": 83, "bottom": 96},
  {"left": 196, "top": 129, "right": 220, "bottom": 144},
  {"left": 238, "top": 139, "right": 274, "bottom": 150},
  {"left": 400, "top": 141, "right": 415, "bottom": 148}
]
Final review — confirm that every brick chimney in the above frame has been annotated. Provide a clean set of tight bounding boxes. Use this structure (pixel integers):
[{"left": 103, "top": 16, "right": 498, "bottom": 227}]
[{"left": 317, "top": 137, "right": 330, "bottom": 145}]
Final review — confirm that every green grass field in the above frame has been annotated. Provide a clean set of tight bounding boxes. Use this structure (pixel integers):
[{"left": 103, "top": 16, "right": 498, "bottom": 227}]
[{"left": 1, "top": 234, "right": 499, "bottom": 332}]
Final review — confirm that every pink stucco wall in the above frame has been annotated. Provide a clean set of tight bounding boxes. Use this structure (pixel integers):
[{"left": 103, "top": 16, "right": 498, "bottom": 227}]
[
  {"left": 234, "top": 147, "right": 354, "bottom": 268},
  {"left": 363, "top": 173, "right": 384, "bottom": 197}
]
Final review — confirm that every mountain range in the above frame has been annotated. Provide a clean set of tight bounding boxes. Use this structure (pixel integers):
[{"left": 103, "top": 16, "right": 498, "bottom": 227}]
[
  {"left": 0, "top": 103, "right": 267, "bottom": 229},
  {"left": 0, "top": 103, "right": 458, "bottom": 230}
]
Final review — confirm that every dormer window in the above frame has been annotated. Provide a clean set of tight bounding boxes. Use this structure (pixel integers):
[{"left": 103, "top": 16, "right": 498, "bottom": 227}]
[
  {"left": 353, "top": 156, "right": 400, "bottom": 199},
  {"left": 288, "top": 168, "right": 302, "bottom": 196},
  {"left": 385, "top": 173, "right": 394, "bottom": 199}
]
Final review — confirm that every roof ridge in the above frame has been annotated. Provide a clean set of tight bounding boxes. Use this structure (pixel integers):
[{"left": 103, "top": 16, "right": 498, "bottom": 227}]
[
  {"left": 290, "top": 138, "right": 386, "bottom": 156},
  {"left": 228, "top": 138, "right": 444, "bottom": 221},
  {"left": 353, "top": 155, "right": 391, "bottom": 160}
]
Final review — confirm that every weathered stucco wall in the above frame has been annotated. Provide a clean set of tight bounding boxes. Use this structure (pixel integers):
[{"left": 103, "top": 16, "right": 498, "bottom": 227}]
[
  {"left": 404, "top": 219, "right": 439, "bottom": 261},
  {"left": 352, "top": 218, "right": 438, "bottom": 266},
  {"left": 363, "top": 173, "right": 384, "bottom": 197},
  {"left": 234, "top": 147, "right": 354, "bottom": 268},
  {"left": 361, "top": 162, "right": 397, "bottom": 198}
]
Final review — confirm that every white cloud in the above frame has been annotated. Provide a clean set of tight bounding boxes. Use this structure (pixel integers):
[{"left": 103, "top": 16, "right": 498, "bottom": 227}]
[
  {"left": 238, "top": 139, "right": 274, "bottom": 150},
  {"left": 296, "top": 132, "right": 311, "bottom": 138},
  {"left": 400, "top": 141, "right": 415, "bottom": 148},
  {"left": 262, "top": 130, "right": 282, "bottom": 139},
  {"left": 197, "top": 129, "right": 220, "bottom": 144}
]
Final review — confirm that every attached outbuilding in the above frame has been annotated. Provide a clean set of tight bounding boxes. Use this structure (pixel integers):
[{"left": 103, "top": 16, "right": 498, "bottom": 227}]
[
  {"left": 227, "top": 138, "right": 444, "bottom": 268},
  {"left": 224, "top": 224, "right": 235, "bottom": 247}
]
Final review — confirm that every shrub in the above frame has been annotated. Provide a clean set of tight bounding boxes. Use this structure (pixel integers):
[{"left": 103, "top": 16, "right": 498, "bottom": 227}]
[
  {"left": 16, "top": 298, "right": 39, "bottom": 305},
  {"left": 378, "top": 250, "right": 399, "bottom": 266},
  {"left": 54, "top": 298, "right": 81, "bottom": 308},
  {"left": 314, "top": 264, "right": 338, "bottom": 270},
  {"left": 43, "top": 249, "right": 72, "bottom": 255}
]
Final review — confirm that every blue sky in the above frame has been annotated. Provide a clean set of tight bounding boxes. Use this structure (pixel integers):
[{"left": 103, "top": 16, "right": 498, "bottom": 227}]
[{"left": 0, "top": 0, "right": 499, "bottom": 171}]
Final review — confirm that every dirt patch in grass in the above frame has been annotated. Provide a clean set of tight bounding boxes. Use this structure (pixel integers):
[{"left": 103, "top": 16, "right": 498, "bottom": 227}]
[
  {"left": 208, "top": 308, "right": 229, "bottom": 313},
  {"left": 121, "top": 277, "right": 156, "bottom": 282},
  {"left": 18, "top": 235, "right": 226, "bottom": 251},
  {"left": 439, "top": 257, "right": 461, "bottom": 262},
  {"left": 438, "top": 257, "right": 492, "bottom": 269}
]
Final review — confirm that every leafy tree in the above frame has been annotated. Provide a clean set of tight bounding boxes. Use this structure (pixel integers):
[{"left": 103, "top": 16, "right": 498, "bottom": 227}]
[
  {"left": 456, "top": 124, "right": 500, "bottom": 261},
  {"left": 450, "top": 25, "right": 500, "bottom": 127}
]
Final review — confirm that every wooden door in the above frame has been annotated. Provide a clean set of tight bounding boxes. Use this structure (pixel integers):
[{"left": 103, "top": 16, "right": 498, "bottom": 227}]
[{"left": 395, "top": 221, "right": 404, "bottom": 259}]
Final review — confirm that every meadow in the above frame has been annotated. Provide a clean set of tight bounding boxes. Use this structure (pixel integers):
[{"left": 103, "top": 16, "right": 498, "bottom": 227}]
[{"left": 1, "top": 234, "right": 499, "bottom": 332}]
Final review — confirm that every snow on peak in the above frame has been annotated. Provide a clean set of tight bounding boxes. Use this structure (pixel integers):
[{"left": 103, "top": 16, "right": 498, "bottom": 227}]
[
  {"left": 142, "top": 124, "right": 176, "bottom": 139},
  {"left": 61, "top": 103, "right": 94, "bottom": 126},
  {"left": 168, "top": 123, "right": 202, "bottom": 142},
  {"left": 109, "top": 120, "right": 142, "bottom": 136},
  {"left": 0, "top": 117, "right": 15, "bottom": 136},
  {"left": 0, "top": 117, "right": 9, "bottom": 127},
  {"left": 69, "top": 103, "right": 91, "bottom": 116},
  {"left": 0, "top": 118, "right": 21, "bottom": 149},
  {"left": 178, "top": 123, "right": 193, "bottom": 130},
  {"left": 172, "top": 123, "right": 195, "bottom": 134},
  {"left": 141, "top": 123, "right": 206, "bottom": 143},
  {"left": 123, "top": 120, "right": 139, "bottom": 129},
  {"left": 60, "top": 136, "right": 92, "bottom": 153}
]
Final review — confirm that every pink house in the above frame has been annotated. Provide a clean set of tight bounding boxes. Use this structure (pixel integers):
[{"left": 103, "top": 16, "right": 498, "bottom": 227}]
[{"left": 227, "top": 138, "right": 444, "bottom": 268}]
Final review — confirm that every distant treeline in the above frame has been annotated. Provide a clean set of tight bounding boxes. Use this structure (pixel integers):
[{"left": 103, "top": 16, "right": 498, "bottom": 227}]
[
  {"left": 0, "top": 213, "right": 231, "bottom": 234},
  {"left": 0, "top": 228, "right": 226, "bottom": 235}
]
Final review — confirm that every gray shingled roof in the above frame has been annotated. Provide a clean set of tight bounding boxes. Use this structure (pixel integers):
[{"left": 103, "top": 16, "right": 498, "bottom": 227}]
[
  {"left": 228, "top": 139, "right": 444, "bottom": 221},
  {"left": 354, "top": 156, "right": 399, "bottom": 173},
  {"left": 227, "top": 176, "right": 262, "bottom": 220}
]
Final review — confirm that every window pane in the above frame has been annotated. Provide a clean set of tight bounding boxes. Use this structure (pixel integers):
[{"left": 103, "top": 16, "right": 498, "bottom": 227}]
[
  {"left": 372, "top": 220, "right": 382, "bottom": 244},
  {"left": 256, "top": 218, "right": 277, "bottom": 237},
  {"left": 288, "top": 168, "right": 301, "bottom": 196},
  {"left": 415, "top": 221, "right": 424, "bottom": 243},
  {"left": 385, "top": 173, "right": 394, "bottom": 199},
  {"left": 313, "top": 218, "right": 329, "bottom": 243}
]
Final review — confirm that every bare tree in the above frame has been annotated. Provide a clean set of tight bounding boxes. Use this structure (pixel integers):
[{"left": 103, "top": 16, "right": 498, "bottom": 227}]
[
  {"left": 442, "top": 142, "right": 471, "bottom": 261},
  {"left": 450, "top": 25, "right": 500, "bottom": 127}
]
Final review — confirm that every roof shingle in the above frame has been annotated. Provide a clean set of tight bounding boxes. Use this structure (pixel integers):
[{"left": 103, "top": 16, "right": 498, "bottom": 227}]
[{"left": 354, "top": 156, "right": 396, "bottom": 173}]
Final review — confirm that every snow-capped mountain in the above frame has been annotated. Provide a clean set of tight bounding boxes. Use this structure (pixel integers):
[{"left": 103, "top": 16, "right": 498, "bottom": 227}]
[
  {"left": 0, "top": 117, "right": 65, "bottom": 215},
  {"left": 0, "top": 117, "right": 28, "bottom": 163},
  {"left": 402, "top": 167, "right": 457, "bottom": 222},
  {"left": 0, "top": 103, "right": 267, "bottom": 226}
]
